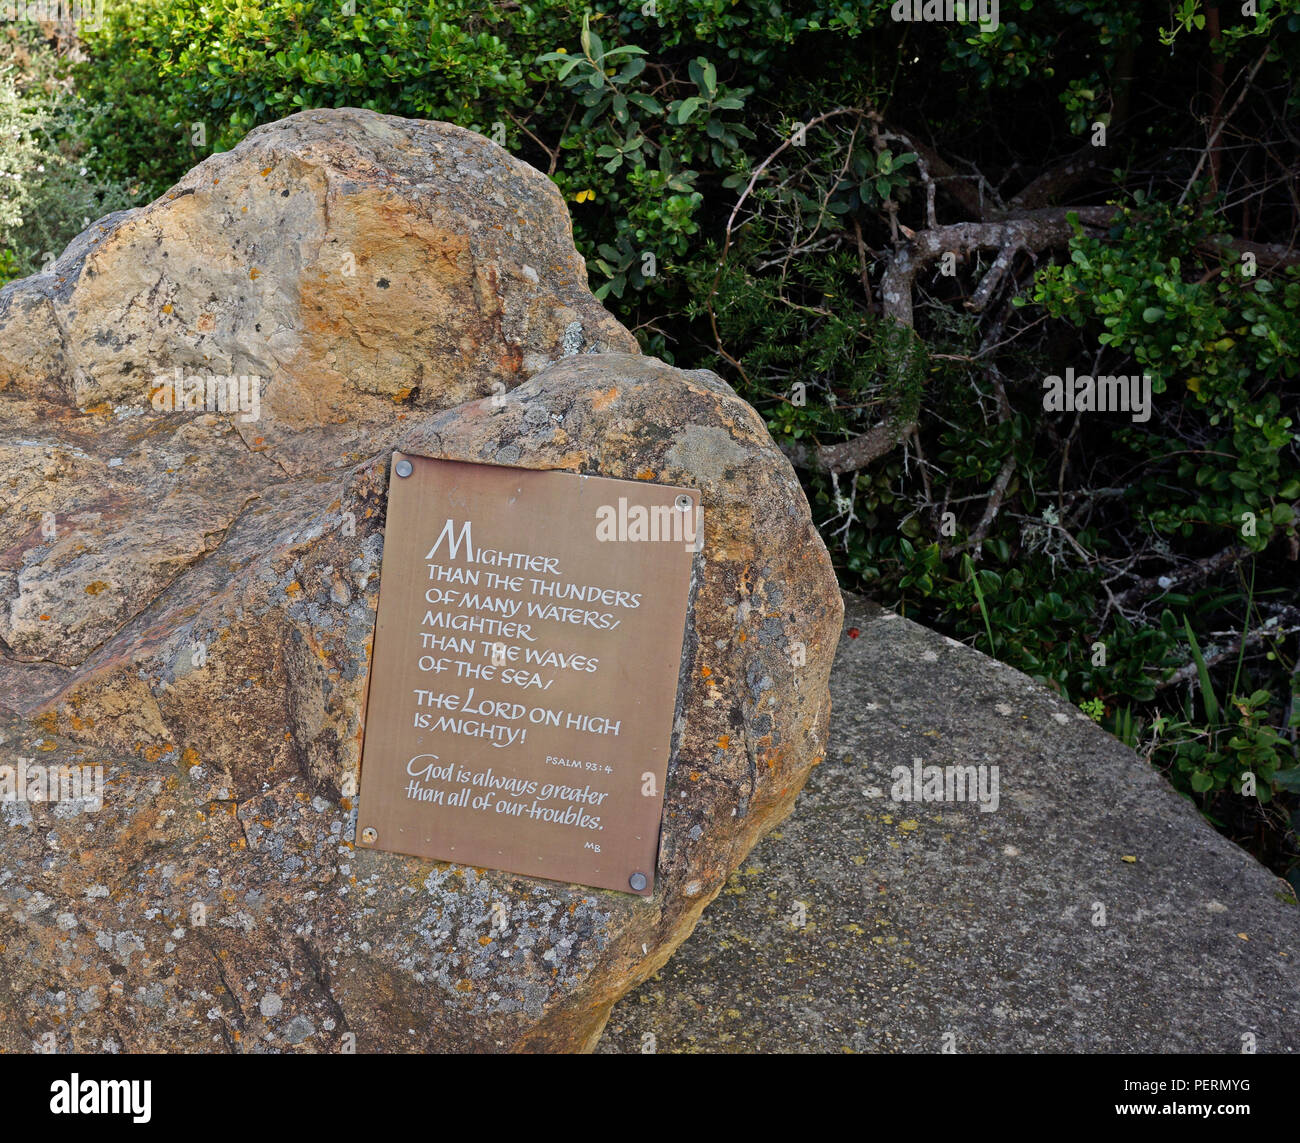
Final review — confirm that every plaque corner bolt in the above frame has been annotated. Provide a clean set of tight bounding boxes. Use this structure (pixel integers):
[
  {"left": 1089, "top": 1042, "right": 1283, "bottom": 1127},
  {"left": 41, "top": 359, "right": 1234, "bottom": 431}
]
[
  {"left": 629, "top": 872, "right": 648, "bottom": 892},
  {"left": 360, "top": 827, "right": 378, "bottom": 844},
  {"left": 394, "top": 458, "right": 413, "bottom": 478}
]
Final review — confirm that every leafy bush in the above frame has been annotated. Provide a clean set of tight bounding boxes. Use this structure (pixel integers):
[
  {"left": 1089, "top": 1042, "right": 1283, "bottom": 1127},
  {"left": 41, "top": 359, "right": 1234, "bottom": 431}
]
[
  {"left": 0, "top": 16, "right": 145, "bottom": 278},
  {"left": 1031, "top": 199, "right": 1299, "bottom": 549},
  {"left": 0, "top": 62, "right": 43, "bottom": 237}
]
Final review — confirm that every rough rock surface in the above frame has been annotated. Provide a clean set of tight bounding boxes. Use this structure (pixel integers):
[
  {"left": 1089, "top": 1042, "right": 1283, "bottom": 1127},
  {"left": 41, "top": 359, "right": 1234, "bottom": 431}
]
[
  {"left": 0, "top": 105, "right": 841, "bottom": 1059},
  {"left": 598, "top": 594, "right": 1300, "bottom": 1053},
  {"left": 0, "top": 107, "right": 636, "bottom": 679},
  {"left": 0, "top": 107, "right": 634, "bottom": 475}
]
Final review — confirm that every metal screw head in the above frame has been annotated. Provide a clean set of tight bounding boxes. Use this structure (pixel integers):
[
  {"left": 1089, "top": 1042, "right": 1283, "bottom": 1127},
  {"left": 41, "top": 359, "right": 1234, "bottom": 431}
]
[
  {"left": 394, "top": 459, "right": 413, "bottom": 478},
  {"left": 674, "top": 494, "right": 692, "bottom": 511},
  {"left": 629, "top": 872, "right": 648, "bottom": 892},
  {"left": 361, "top": 827, "right": 378, "bottom": 844}
]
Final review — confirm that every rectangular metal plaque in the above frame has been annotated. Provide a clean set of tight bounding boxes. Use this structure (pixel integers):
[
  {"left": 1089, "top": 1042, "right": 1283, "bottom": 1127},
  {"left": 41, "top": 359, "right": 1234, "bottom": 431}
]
[{"left": 355, "top": 453, "right": 698, "bottom": 896}]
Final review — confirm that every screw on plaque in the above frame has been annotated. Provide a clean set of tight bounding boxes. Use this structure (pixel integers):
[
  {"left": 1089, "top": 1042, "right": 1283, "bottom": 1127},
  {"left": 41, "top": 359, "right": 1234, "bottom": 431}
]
[
  {"left": 394, "top": 459, "right": 413, "bottom": 478},
  {"left": 674, "top": 494, "right": 692, "bottom": 511},
  {"left": 629, "top": 872, "right": 648, "bottom": 891},
  {"left": 361, "top": 827, "right": 378, "bottom": 844}
]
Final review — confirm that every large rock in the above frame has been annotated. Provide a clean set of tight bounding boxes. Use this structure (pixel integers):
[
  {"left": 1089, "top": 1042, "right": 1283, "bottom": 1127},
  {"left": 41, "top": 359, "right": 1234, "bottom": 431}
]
[
  {"left": 0, "top": 107, "right": 634, "bottom": 673},
  {"left": 0, "top": 107, "right": 634, "bottom": 475},
  {"left": 0, "top": 111, "right": 840, "bottom": 1052}
]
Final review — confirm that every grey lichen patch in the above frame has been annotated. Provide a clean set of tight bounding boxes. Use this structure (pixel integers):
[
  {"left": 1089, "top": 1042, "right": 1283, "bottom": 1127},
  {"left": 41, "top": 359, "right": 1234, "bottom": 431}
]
[
  {"left": 663, "top": 425, "right": 752, "bottom": 484},
  {"left": 282, "top": 1014, "right": 316, "bottom": 1044},
  {"left": 561, "top": 321, "right": 584, "bottom": 356}
]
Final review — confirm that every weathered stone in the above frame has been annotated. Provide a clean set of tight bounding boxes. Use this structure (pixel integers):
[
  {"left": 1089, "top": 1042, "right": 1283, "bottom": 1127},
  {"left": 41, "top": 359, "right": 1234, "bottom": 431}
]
[
  {"left": 0, "top": 105, "right": 633, "bottom": 698},
  {"left": 0, "top": 111, "right": 840, "bottom": 1051},
  {"left": 0, "top": 106, "right": 635, "bottom": 474}
]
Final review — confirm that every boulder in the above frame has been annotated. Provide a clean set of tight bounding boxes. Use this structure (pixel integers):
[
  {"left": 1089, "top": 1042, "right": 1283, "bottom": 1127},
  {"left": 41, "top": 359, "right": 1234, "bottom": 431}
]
[
  {"left": 0, "top": 110, "right": 840, "bottom": 1052},
  {"left": 0, "top": 106, "right": 634, "bottom": 674},
  {"left": 0, "top": 107, "right": 635, "bottom": 474}
]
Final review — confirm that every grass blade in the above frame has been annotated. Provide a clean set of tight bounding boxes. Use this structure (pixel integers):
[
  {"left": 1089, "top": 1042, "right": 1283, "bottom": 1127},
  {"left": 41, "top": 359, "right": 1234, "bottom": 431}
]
[
  {"left": 1183, "top": 616, "right": 1221, "bottom": 726},
  {"left": 964, "top": 554, "right": 995, "bottom": 654}
]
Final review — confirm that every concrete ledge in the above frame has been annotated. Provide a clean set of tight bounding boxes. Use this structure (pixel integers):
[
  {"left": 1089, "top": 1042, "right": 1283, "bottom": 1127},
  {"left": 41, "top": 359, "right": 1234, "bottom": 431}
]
[{"left": 599, "top": 592, "right": 1300, "bottom": 1052}]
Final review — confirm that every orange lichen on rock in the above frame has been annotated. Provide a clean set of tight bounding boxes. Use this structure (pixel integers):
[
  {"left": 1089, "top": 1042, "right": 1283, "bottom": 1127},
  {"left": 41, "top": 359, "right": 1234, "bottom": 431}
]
[{"left": 589, "top": 386, "right": 620, "bottom": 411}]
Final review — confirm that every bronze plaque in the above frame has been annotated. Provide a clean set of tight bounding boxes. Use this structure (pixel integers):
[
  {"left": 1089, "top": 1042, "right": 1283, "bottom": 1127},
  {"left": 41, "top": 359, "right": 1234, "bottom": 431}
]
[{"left": 355, "top": 453, "right": 699, "bottom": 896}]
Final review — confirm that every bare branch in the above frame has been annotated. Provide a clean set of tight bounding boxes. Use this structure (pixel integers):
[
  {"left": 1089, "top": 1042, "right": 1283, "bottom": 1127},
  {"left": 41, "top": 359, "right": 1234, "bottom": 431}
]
[
  {"left": 1007, "top": 144, "right": 1102, "bottom": 211},
  {"left": 1178, "top": 44, "right": 1271, "bottom": 206},
  {"left": 784, "top": 206, "right": 1116, "bottom": 475},
  {"left": 1114, "top": 545, "right": 1247, "bottom": 609},
  {"left": 1197, "top": 233, "right": 1300, "bottom": 269},
  {"left": 1156, "top": 607, "right": 1300, "bottom": 691}
]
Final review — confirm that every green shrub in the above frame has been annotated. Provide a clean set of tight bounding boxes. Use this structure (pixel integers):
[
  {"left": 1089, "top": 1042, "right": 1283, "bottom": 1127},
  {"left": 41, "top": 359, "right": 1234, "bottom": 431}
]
[
  {"left": 0, "top": 62, "right": 43, "bottom": 237},
  {"left": 0, "top": 15, "right": 146, "bottom": 278}
]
